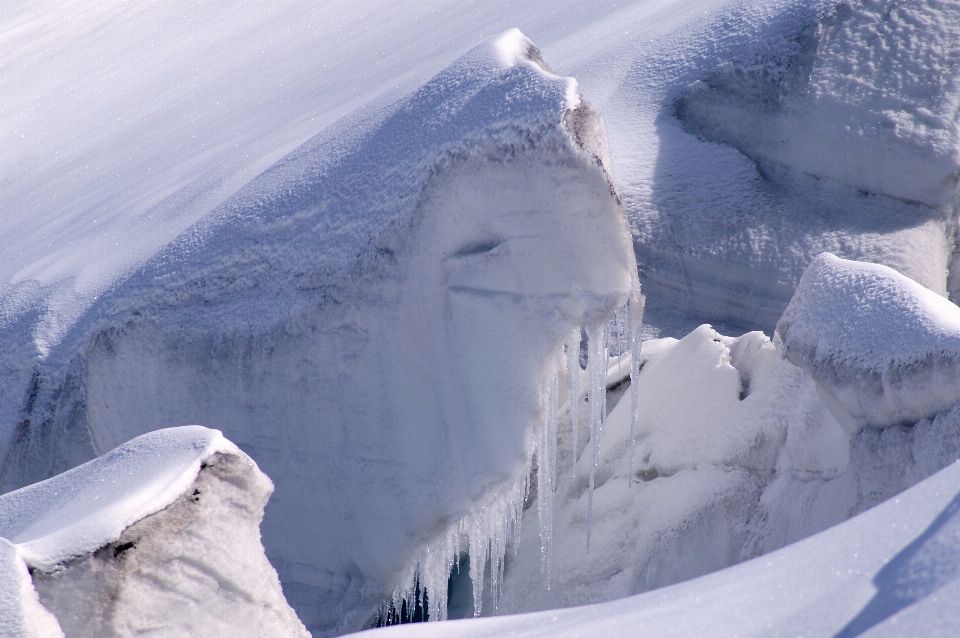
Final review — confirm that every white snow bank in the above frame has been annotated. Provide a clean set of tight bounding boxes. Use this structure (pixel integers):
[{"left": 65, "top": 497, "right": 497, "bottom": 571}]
[
  {"left": 677, "top": 0, "right": 960, "bottom": 209},
  {"left": 360, "top": 458, "right": 960, "bottom": 638},
  {"left": 0, "top": 539, "right": 62, "bottom": 638},
  {"left": 777, "top": 252, "right": 960, "bottom": 430},
  {"left": 2, "top": 30, "right": 636, "bottom": 635},
  {"left": 492, "top": 316, "right": 960, "bottom": 620},
  {"left": 497, "top": 326, "right": 845, "bottom": 614},
  {"left": 0, "top": 426, "right": 234, "bottom": 570},
  {"left": 0, "top": 426, "right": 307, "bottom": 637},
  {"left": 632, "top": 0, "right": 959, "bottom": 331}
]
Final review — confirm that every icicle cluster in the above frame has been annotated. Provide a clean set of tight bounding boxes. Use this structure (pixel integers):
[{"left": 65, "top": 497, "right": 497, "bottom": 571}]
[
  {"left": 386, "top": 293, "right": 644, "bottom": 621},
  {"left": 385, "top": 469, "right": 529, "bottom": 622}
]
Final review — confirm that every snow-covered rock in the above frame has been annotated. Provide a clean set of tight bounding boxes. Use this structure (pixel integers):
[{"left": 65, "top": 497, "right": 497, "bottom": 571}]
[
  {"left": 1, "top": 30, "right": 636, "bottom": 635},
  {"left": 777, "top": 252, "right": 960, "bottom": 431},
  {"left": 0, "top": 426, "right": 306, "bottom": 637}
]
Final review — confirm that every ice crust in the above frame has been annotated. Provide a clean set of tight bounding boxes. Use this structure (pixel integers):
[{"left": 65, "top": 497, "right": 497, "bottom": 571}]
[
  {"left": 1, "top": 30, "right": 637, "bottom": 635},
  {"left": 0, "top": 426, "right": 307, "bottom": 637},
  {"left": 777, "top": 253, "right": 960, "bottom": 430}
]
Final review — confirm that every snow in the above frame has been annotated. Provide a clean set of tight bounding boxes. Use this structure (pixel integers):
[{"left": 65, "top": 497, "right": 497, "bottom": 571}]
[
  {"left": 357, "top": 458, "right": 960, "bottom": 638},
  {"left": 0, "top": 426, "right": 306, "bottom": 637},
  {"left": 0, "top": 539, "right": 62, "bottom": 638},
  {"left": 777, "top": 252, "right": 960, "bottom": 431},
  {"left": 4, "top": 0, "right": 960, "bottom": 635},
  {"left": 3, "top": 28, "right": 637, "bottom": 635},
  {"left": 0, "top": 425, "right": 234, "bottom": 570}
]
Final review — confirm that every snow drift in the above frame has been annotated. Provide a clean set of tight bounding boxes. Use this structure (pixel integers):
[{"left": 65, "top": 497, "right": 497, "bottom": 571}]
[
  {"left": 0, "top": 30, "right": 637, "bottom": 635},
  {"left": 0, "top": 426, "right": 306, "bottom": 637},
  {"left": 676, "top": 0, "right": 960, "bottom": 210},
  {"left": 634, "top": 0, "right": 960, "bottom": 331},
  {"left": 777, "top": 252, "right": 960, "bottom": 431}
]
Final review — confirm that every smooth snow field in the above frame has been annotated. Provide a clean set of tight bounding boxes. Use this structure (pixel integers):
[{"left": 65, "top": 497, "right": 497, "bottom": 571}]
[{"left": 2, "top": 0, "right": 960, "bottom": 637}]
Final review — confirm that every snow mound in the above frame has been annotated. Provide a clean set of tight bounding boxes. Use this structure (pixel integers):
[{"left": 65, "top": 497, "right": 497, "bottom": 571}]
[
  {"left": 1, "top": 29, "right": 637, "bottom": 635},
  {"left": 0, "top": 426, "right": 307, "bottom": 638},
  {"left": 777, "top": 252, "right": 960, "bottom": 430},
  {"left": 676, "top": 0, "right": 960, "bottom": 209},
  {"left": 359, "top": 458, "right": 960, "bottom": 638}
]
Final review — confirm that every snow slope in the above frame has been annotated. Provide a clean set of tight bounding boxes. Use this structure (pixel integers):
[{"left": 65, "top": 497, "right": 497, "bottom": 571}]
[
  {"left": 4, "top": 0, "right": 960, "bottom": 635},
  {"left": 360, "top": 458, "right": 960, "bottom": 638},
  {"left": 0, "top": 426, "right": 306, "bottom": 637}
]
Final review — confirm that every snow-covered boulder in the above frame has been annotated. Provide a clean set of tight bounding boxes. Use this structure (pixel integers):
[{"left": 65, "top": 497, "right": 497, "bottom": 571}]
[
  {"left": 0, "top": 426, "right": 306, "bottom": 638},
  {"left": 0, "top": 29, "right": 636, "bottom": 635},
  {"left": 777, "top": 253, "right": 960, "bottom": 431}
]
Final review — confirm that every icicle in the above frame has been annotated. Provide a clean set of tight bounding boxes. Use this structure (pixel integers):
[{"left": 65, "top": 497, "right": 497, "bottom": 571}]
[
  {"left": 565, "top": 328, "right": 581, "bottom": 477},
  {"left": 537, "top": 354, "right": 559, "bottom": 588},
  {"left": 628, "top": 295, "right": 644, "bottom": 487},
  {"left": 586, "top": 321, "right": 609, "bottom": 551}
]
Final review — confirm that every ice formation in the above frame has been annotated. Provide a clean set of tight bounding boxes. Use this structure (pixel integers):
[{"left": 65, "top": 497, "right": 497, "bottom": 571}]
[
  {"left": 0, "top": 29, "right": 637, "bottom": 635},
  {"left": 778, "top": 253, "right": 960, "bottom": 431},
  {"left": 493, "top": 255, "right": 960, "bottom": 618},
  {"left": 0, "top": 426, "right": 306, "bottom": 637},
  {"left": 357, "top": 458, "right": 960, "bottom": 638}
]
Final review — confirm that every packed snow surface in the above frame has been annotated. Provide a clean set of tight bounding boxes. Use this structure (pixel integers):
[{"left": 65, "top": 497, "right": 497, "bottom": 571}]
[
  {"left": 359, "top": 458, "right": 960, "bottom": 638},
  {"left": 0, "top": 538, "right": 62, "bottom": 638},
  {"left": 778, "top": 253, "right": 960, "bottom": 430}
]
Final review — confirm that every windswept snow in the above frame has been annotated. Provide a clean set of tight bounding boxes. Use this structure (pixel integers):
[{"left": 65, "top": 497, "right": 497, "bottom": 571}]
[
  {"left": 0, "top": 426, "right": 306, "bottom": 637},
  {"left": 778, "top": 252, "right": 960, "bottom": 431}
]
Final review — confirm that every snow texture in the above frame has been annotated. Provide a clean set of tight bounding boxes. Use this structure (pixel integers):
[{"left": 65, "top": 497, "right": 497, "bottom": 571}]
[
  {"left": 639, "top": 0, "right": 960, "bottom": 331},
  {"left": 2, "top": 29, "right": 636, "bottom": 635},
  {"left": 777, "top": 252, "right": 960, "bottom": 431},
  {"left": 0, "top": 426, "right": 306, "bottom": 637},
  {"left": 0, "top": 539, "right": 63, "bottom": 638},
  {"left": 356, "top": 458, "right": 960, "bottom": 638}
]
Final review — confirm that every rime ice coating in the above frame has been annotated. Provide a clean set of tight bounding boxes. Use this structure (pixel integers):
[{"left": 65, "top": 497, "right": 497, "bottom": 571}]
[{"left": 777, "top": 253, "right": 960, "bottom": 431}]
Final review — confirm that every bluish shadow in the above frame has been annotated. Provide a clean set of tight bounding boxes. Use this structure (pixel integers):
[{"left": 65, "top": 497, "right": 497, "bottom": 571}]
[{"left": 834, "top": 491, "right": 960, "bottom": 637}]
